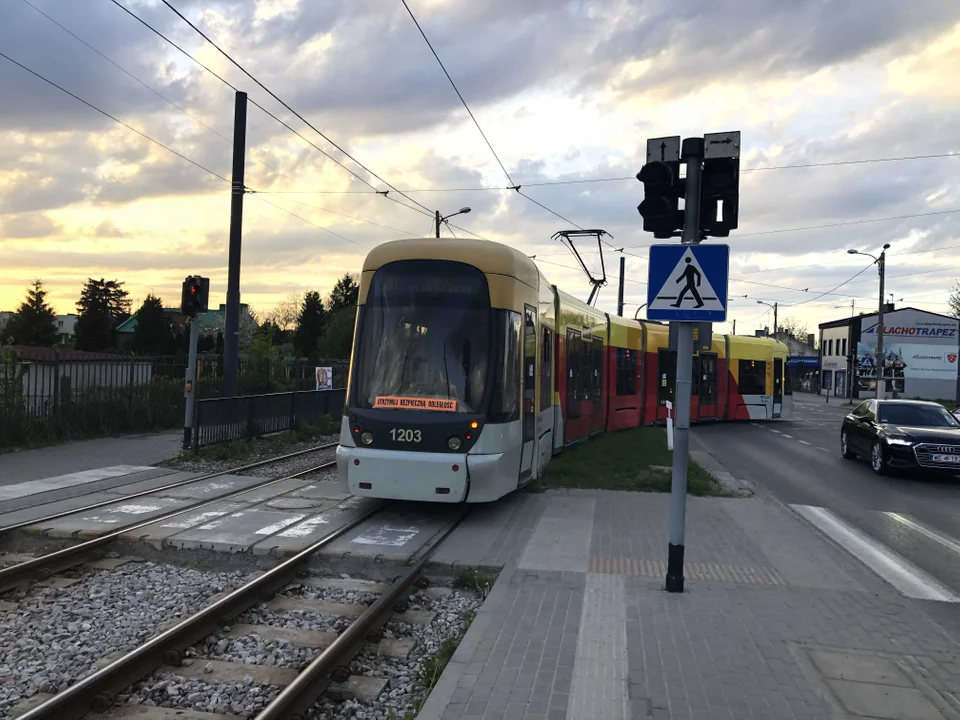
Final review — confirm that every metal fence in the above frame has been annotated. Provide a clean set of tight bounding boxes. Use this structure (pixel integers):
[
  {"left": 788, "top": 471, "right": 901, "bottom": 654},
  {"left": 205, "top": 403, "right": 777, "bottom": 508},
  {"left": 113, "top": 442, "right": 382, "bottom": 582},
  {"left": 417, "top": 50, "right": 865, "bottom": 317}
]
[
  {"left": 193, "top": 388, "right": 347, "bottom": 452},
  {"left": 0, "top": 348, "right": 348, "bottom": 449}
]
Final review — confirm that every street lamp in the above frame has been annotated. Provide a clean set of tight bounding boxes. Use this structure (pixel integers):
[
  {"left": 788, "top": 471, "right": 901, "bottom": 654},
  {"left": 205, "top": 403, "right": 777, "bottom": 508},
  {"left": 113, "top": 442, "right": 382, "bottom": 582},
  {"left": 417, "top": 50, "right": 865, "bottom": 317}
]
[
  {"left": 435, "top": 207, "right": 471, "bottom": 238},
  {"left": 756, "top": 300, "right": 778, "bottom": 336},
  {"left": 848, "top": 243, "right": 891, "bottom": 398}
]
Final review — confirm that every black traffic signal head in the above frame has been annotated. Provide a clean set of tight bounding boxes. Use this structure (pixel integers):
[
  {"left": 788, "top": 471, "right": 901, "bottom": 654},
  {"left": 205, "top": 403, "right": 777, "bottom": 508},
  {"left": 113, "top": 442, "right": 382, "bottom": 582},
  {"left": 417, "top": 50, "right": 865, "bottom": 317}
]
[
  {"left": 180, "top": 276, "right": 210, "bottom": 318},
  {"left": 637, "top": 161, "right": 684, "bottom": 238},
  {"left": 699, "top": 157, "right": 739, "bottom": 237}
]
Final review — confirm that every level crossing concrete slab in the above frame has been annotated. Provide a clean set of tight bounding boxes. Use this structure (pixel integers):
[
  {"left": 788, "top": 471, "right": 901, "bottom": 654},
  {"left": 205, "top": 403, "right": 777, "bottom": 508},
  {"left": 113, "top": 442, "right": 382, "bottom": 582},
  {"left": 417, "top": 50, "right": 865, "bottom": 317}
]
[
  {"left": 316, "top": 502, "right": 465, "bottom": 565},
  {"left": 29, "top": 495, "right": 194, "bottom": 539},
  {"left": 0, "top": 491, "right": 140, "bottom": 530},
  {"left": 0, "top": 465, "right": 155, "bottom": 502},
  {"left": 100, "top": 473, "right": 267, "bottom": 501}
]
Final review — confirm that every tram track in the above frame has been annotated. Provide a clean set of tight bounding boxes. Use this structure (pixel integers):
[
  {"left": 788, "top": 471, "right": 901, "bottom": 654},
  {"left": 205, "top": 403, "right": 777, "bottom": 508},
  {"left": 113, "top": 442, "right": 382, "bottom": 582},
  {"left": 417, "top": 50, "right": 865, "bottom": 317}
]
[
  {"left": 0, "top": 445, "right": 340, "bottom": 595},
  {"left": 13, "top": 505, "right": 472, "bottom": 720}
]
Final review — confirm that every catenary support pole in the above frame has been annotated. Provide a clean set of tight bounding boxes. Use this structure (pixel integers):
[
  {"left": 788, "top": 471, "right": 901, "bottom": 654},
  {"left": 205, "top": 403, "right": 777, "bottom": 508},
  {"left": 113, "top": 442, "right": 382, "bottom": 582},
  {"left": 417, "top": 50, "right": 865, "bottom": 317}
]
[
  {"left": 665, "top": 136, "right": 703, "bottom": 594},
  {"left": 773, "top": 302, "right": 778, "bottom": 336},
  {"left": 876, "top": 251, "right": 886, "bottom": 400},
  {"left": 223, "top": 91, "right": 247, "bottom": 398},
  {"left": 617, "top": 255, "right": 626, "bottom": 317},
  {"left": 435, "top": 210, "right": 441, "bottom": 238},
  {"left": 182, "top": 318, "right": 200, "bottom": 450}
]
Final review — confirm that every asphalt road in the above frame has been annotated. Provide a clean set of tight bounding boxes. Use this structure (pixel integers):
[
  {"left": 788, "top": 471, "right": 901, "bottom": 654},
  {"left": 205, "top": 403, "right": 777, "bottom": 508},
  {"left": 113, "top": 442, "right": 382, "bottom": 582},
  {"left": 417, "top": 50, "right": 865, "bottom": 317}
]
[{"left": 692, "top": 393, "right": 960, "bottom": 598}]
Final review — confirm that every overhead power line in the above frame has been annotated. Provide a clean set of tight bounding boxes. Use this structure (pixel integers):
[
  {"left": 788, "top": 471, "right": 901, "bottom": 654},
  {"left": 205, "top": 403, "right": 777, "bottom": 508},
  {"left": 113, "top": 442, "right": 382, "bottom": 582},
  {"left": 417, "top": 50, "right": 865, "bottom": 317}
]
[
  {"left": 0, "top": 49, "right": 229, "bottom": 183},
  {"left": 157, "top": 0, "right": 434, "bottom": 218},
  {"left": 399, "top": 0, "right": 514, "bottom": 187},
  {"left": 251, "top": 151, "right": 960, "bottom": 194},
  {"left": 1, "top": 49, "right": 374, "bottom": 250}
]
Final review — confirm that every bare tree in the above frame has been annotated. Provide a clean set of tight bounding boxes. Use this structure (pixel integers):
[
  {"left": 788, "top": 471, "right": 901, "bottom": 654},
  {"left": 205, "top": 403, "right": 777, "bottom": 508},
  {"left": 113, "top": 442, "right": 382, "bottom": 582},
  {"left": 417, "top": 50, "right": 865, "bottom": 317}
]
[
  {"left": 949, "top": 282, "right": 960, "bottom": 318},
  {"left": 267, "top": 292, "right": 302, "bottom": 331},
  {"left": 778, "top": 316, "right": 809, "bottom": 339}
]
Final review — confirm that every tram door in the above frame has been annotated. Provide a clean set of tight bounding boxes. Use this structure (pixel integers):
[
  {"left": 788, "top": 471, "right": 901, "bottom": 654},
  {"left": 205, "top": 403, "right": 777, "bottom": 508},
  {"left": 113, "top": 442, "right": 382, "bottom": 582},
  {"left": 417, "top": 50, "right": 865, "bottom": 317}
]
[
  {"left": 698, "top": 352, "right": 719, "bottom": 419},
  {"left": 657, "top": 349, "right": 677, "bottom": 418},
  {"left": 520, "top": 306, "right": 536, "bottom": 478},
  {"left": 772, "top": 358, "right": 783, "bottom": 418}
]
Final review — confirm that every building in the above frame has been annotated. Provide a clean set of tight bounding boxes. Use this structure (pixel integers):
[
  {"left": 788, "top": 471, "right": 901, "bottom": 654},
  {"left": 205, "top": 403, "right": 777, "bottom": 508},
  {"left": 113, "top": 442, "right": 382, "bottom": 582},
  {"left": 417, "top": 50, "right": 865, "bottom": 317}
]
[
  {"left": 115, "top": 308, "right": 188, "bottom": 349},
  {"left": 54, "top": 314, "right": 78, "bottom": 342},
  {"left": 818, "top": 306, "right": 959, "bottom": 401},
  {"left": 0, "top": 311, "right": 12, "bottom": 334}
]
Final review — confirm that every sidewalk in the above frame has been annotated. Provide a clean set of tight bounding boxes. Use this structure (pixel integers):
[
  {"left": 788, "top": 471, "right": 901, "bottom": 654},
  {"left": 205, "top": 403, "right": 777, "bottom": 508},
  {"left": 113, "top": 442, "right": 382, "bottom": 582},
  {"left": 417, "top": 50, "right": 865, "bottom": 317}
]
[
  {"left": 0, "top": 431, "right": 181, "bottom": 486},
  {"left": 418, "top": 477, "right": 960, "bottom": 718}
]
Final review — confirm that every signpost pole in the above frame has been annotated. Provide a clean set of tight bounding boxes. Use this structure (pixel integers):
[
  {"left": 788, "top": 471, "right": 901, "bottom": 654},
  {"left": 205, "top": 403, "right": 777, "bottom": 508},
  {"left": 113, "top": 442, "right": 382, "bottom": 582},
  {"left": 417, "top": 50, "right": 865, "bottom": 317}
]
[
  {"left": 183, "top": 318, "right": 200, "bottom": 450},
  {"left": 665, "top": 137, "right": 704, "bottom": 594}
]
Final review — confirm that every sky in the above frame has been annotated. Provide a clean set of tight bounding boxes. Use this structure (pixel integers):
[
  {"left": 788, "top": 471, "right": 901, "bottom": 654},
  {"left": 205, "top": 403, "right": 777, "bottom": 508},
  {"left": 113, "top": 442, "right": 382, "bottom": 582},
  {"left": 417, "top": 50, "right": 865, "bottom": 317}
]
[{"left": 1, "top": 0, "right": 959, "bottom": 339}]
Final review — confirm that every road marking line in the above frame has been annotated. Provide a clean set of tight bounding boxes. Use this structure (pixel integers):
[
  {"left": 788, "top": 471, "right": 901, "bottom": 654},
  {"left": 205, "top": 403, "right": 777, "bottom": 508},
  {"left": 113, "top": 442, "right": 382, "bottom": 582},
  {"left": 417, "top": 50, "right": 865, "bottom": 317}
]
[
  {"left": 799, "top": 440, "right": 811, "bottom": 446},
  {"left": 884, "top": 513, "right": 960, "bottom": 557},
  {"left": 782, "top": 434, "right": 794, "bottom": 439},
  {"left": 816, "top": 447, "right": 830, "bottom": 452},
  {"left": 791, "top": 505, "right": 960, "bottom": 603},
  {"left": 769, "top": 429, "right": 782, "bottom": 434}
]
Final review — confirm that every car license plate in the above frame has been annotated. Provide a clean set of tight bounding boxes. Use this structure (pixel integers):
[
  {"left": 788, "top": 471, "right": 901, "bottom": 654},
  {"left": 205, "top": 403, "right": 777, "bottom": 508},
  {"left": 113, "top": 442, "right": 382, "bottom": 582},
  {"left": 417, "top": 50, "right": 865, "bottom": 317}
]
[{"left": 931, "top": 454, "right": 960, "bottom": 463}]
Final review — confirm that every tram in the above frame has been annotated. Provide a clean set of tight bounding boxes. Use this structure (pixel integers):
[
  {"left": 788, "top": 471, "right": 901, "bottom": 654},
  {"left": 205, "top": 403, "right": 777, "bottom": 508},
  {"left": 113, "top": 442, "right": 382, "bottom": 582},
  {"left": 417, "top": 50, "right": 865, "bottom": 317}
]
[{"left": 336, "top": 238, "right": 791, "bottom": 503}]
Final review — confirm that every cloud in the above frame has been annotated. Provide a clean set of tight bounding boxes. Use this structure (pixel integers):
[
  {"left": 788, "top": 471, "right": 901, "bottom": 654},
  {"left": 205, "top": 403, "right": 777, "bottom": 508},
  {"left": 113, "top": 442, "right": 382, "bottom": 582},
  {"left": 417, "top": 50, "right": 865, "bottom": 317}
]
[
  {"left": 1, "top": 211, "right": 61, "bottom": 239},
  {"left": 93, "top": 219, "right": 130, "bottom": 238}
]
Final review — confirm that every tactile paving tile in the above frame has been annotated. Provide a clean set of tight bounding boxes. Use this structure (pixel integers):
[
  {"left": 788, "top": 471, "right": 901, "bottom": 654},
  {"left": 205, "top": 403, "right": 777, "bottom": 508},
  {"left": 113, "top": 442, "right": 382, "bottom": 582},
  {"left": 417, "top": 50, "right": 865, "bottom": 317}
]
[{"left": 588, "top": 556, "right": 785, "bottom": 585}]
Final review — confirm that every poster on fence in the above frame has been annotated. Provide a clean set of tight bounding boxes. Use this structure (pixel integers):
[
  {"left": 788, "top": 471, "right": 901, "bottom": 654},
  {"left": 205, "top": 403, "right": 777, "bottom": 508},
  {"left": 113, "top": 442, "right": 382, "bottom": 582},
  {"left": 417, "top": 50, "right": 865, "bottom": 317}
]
[{"left": 315, "top": 366, "right": 333, "bottom": 391}]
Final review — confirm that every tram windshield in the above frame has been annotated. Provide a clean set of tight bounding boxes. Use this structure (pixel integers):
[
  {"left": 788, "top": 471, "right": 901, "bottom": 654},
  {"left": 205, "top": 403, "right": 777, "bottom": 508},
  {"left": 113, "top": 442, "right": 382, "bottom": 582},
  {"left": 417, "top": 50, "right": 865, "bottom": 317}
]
[{"left": 352, "top": 260, "right": 491, "bottom": 413}]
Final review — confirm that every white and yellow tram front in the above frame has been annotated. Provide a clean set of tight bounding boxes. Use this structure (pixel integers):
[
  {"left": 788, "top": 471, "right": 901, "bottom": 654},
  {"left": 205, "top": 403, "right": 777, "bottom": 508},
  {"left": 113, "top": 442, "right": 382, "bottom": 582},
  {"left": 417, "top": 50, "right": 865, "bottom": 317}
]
[{"left": 337, "top": 238, "right": 542, "bottom": 503}]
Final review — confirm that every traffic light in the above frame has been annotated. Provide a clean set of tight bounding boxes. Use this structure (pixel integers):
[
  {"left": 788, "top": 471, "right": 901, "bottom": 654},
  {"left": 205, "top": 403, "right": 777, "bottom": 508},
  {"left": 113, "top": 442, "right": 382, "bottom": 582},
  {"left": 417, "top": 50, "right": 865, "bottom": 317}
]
[
  {"left": 699, "top": 156, "right": 739, "bottom": 237},
  {"left": 180, "top": 276, "right": 210, "bottom": 318},
  {"left": 637, "top": 161, "right": 684, "bottom": 238}
]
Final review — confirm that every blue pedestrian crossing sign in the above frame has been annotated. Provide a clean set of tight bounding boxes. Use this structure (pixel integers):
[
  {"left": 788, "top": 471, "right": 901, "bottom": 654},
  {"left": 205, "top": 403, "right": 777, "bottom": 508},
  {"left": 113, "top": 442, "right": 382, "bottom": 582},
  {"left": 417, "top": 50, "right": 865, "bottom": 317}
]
[{"left": 646, "top": 244, "right": 729, "bottom": 322}]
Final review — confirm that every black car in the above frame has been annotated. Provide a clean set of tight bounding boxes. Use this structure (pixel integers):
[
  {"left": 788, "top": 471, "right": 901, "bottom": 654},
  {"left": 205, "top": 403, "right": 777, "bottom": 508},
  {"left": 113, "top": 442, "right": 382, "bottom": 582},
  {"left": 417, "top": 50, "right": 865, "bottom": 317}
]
[{"left": 841, "top": 399, "right": 960, "bottom": 475}]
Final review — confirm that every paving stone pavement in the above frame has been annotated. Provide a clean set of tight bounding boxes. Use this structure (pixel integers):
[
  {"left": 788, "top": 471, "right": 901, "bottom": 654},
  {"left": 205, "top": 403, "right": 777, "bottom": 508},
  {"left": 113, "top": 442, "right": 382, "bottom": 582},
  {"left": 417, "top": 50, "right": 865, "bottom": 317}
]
[
  {"left": 0, "top": 430, "right": 181, "bottom": 485},
  {"left": 418, "top": 489, "right": 960, "bottom": 720}
]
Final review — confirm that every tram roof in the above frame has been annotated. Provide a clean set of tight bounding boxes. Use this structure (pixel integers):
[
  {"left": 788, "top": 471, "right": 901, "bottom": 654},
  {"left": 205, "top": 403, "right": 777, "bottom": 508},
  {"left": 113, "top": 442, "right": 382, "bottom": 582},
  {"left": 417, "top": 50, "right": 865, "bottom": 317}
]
[{"left": 362, "top": 238, "right": 541, "bottom": 289}]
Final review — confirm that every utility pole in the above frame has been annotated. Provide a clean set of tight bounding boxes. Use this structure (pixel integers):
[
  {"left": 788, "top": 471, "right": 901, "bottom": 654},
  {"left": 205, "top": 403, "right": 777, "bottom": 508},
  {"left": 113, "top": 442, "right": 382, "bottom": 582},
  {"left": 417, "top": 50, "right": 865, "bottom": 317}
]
[
  {"left": 617, "top": 256, "right": 625, "bottom": 317},
  {"left": 732, "top": 319, "right": 736, "bottom": 335},
  {"left": 665, "top": 137, "right": 703, "bottom": 594},
  {"left": 435, "top": 210, "right": 441, "bottom": 239},
  {"left": 223, "top": 91, "right": 247, "bottom": 398},
  {"left": 876, "top": 248, "right": 887, "bottom": 399}
]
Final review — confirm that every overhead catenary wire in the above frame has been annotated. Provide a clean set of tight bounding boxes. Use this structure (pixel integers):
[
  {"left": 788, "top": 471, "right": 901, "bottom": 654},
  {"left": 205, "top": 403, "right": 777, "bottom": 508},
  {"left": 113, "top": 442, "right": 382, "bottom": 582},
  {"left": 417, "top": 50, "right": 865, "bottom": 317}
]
[
  {"left": 0, "top": 49, "right": 229, "bottom": 183},
  {"left": 106, "top": 0, "right": 432, "bottom": 220},
  {"left": 156, "top": 0, "right": 435, "bottom": 218},
  {"left": 0, "top": 48, "right": 375, "bottom": 251},
  {"left": 399, "top": 0, "right": 514, "bottom": 187},
  {"left": 252, "top": 151, "right": 960, "bottom": 195}
]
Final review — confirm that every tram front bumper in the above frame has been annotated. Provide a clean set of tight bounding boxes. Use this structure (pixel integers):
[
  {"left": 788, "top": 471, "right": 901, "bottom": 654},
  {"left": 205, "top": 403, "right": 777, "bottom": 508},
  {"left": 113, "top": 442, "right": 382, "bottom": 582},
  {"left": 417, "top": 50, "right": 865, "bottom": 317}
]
[{"left": 337, "top": 446, "right": 470, "bottom": 502}]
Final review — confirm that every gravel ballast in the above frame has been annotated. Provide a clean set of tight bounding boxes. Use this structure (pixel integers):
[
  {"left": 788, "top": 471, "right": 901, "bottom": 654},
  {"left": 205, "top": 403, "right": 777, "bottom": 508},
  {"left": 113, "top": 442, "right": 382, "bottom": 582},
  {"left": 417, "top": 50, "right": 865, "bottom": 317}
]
[
  {"left": 113, "top": 576, "right": 486, "bottom": 719},
  {"left": 0, "top": 562, "right": 246, "bottom": 716},
  {"left": 163, "top": 436, "right": 339, "bottom": 477}
]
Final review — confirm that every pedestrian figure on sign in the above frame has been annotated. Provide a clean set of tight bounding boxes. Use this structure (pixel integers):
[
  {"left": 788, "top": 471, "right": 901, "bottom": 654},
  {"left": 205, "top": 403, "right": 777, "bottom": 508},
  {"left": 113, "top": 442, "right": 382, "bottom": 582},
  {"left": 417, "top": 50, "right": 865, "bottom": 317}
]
[{"left": 671, "top": 257, "right": 704, "bottom": 308}]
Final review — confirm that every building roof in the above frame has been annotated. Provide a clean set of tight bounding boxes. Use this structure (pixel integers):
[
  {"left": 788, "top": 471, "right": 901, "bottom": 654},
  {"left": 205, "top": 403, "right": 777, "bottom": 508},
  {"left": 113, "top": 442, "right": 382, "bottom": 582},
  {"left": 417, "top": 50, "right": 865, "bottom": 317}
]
[
  {"left": 819, "top": 306, "right": 960, "bottom": 330},
  {"left": 9, "top": 345, "right": 144, "bottom": 362},
  {"left": 116, "top": 308, "right": 192, "bottom": 333}
]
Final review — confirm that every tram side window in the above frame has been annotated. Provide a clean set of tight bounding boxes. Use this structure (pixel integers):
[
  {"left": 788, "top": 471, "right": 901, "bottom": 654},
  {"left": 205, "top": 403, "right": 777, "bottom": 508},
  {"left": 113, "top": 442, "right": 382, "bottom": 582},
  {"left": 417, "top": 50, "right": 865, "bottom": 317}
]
[
  {"left": 490, "top": 310, "right": 522, "bottom": 423},
  {"left": 541, "top": 327, "right": 553, "bottom": 409},
  {"left": 616, "top": 349, "right": 637, "bottom": 396},
  {"left": 738, "top": 360, "right": 767, "bottom": 395}
]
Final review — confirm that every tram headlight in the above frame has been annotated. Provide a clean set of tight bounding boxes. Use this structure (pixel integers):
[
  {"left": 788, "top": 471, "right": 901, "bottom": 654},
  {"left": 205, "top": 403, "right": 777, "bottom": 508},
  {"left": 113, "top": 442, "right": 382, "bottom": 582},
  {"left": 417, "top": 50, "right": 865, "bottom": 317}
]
[
  {"left": 361, "top": 431, "right": 374, "bottom": 446},
  {"left": 447, "top": 436, "right": 462, "bottom": 451}
]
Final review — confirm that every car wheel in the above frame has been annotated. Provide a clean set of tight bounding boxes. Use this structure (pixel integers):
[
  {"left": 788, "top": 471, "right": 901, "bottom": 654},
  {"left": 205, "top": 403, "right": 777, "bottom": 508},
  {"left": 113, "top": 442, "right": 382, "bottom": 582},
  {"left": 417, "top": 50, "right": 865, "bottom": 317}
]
[
  {"left": 841, "top": 431, "right": 855, "bottom": 459},
  {"left": 870, "top": 441, "right": 888, "bottom": 475}
]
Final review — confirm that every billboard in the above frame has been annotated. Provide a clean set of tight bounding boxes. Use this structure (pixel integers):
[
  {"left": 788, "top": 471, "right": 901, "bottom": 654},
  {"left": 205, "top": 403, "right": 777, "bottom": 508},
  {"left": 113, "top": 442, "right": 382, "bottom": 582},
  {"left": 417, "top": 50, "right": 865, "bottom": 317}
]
[{"left": 856, "top": 341, "right": 958, "bottom": 392}]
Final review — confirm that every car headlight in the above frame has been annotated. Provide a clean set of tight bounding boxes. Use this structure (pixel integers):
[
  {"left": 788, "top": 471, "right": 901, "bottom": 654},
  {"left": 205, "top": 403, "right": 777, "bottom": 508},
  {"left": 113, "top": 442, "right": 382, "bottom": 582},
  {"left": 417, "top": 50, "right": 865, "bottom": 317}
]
[{"left": 886, "top": 438, "right": 913, "bottom": 446}]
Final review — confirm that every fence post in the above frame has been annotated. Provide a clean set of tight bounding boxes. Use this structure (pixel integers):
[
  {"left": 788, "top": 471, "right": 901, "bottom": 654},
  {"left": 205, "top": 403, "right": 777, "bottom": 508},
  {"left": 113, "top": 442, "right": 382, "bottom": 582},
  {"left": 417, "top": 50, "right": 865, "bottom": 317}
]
[
  {"left": 192, "top": 399, "right": 201, "bottom": 455},
  {"left": 53, "top": 350, "right": 60, "bottom": 413}
]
